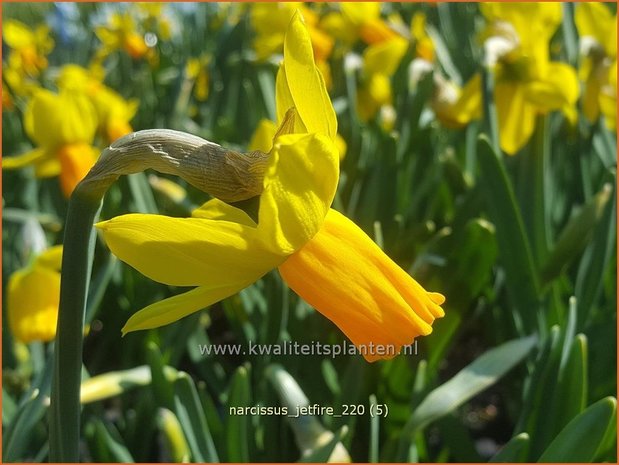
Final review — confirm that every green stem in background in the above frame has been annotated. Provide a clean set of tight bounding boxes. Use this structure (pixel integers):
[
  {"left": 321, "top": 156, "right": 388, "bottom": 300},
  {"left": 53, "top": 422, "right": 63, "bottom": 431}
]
[
  {"left": 48, "top": 129, "right": 269, "bottom": 462},
  {"left": 526, "top": 114, "right": 551, "bottom": 266},
  {"left": 481, "top": 66, "right": 500, "bottom": 155}
]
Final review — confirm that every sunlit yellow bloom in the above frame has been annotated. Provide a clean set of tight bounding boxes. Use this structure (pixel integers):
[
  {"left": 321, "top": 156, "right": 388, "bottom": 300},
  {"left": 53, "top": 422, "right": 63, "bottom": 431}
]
[
  {"left": 410, "top": 12, "right": 434, "bottom": 62},
  {"left": 575, "top": 3, "right": 617, "bottom": 129},
  {"left": 8, "top": 246, "right": 63, "bottom": 343},
  {"left": 186, "top": 55, "right": 211, "bottom": 102},
  {"left": 250, "top": 2, "right": 334, "bottom": 86},
  {"left": 357, "top": 36, "right": 409, "bottom": 122},
  {"left": 2, "top": 88, "right": 99, "bottom": 197},
  {"left": 441, "top": 3, "right": 579, "bottom": 155},
  {"left": 136, "top": 3, "right": 173, "bottom": 41},
  {"left": 57, "top": 64, "right": 138, "bottom": 143},
  {"left": 97, "top": 13, "right": 444, "bottom": 361},
  {"left": 3, "top": 19, "right": 54, "bottom": 77},
  {"left": 340, "top": 3, "right": 399, "bottom": 46},
  {"left": 95, "top": 12, "right": 150, "bottom": 60},
  {"left": 431, "top": 73, "right": 483, "bottom": 129}
]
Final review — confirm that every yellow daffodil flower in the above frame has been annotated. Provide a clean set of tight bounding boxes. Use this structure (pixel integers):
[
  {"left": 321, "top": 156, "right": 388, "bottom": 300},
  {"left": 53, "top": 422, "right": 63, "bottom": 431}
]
[
  {"left": 3, "top": 19, "right": 54, "bottom": 77},
  {"left": 2, "top": 88, "right": 99, "bottom": 197},
  {"left": 251, "top": 3, "right": 334, "bottom": 87},
  {"left": 357, "top": 35, "right": 409, "bottom": 122},
  {"left": 410, "top": 12, "right": 435, "bottom": 63},
  {"left": 340, "top": 2, "right": 399, "bottom": 46},
  {"left": 186, "top": 54, "right": 211, "bottom": 102},
  {"left": 575, "top": 3, "right": 617, "bottom": 129},
  {"left": 97, "top": 13, "right": 444, "bottom": 362},
  {"left": 57, "top": 64, "right": 139, "bottom": 143},
  {"left": 95, "top": 11, "right": 150, "bottom": 61},
  {"left": 3, "top": 19, "right": 55, "bottom": 98},
  {"left": 439, "top": 3, "right": 579, "bottom": 155},
  {"left": 8, "top": 245, "right": 63, "bottom": 343}
]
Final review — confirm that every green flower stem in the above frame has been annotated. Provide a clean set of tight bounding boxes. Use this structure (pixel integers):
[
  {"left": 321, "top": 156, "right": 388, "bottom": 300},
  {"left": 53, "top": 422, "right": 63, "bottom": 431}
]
[
  {"left": 481, "top": 66, "right": 500, "bottom": 155},
  {"left": 49, "top": 188, "right": 102, "bottom": 462}
]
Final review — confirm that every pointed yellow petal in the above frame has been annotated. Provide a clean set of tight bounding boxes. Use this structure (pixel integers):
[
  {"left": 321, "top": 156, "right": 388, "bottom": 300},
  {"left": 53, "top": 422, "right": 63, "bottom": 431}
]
[
  {"left": 122, "top": 282, "right": 250, "bottom": 333},
  {"left": 495, "top": 81, "right": 537, "bottom": 155},
  {"left": 97, "top": 214, "right": 282, "bottom": 287},
  {"left": 257, "top": 133, "right": 339, "bottom": 255},
  {"left": 279, "top": 209, "right": 444, "bottom": 362},
  {"left": 2, "top": 147, "right": 48, "bottom": 170},
  {"left": 282, "top": 11, "right": 337, "bottom": 139},
  {"left": 363, "top": 36, "right": 408, "bottom": 77},
  {"left": 524, "top": 62, "right": 579, "bottom": 112},
  {"left": 341, "top": 2, "right": 381, "bottom": 25},
  {"left": 3, "top": 19, "right": 34, "bottom": 49},
  {"left": 575, "top": 3, "right": 616, "bottom": 56},
  {"left": 8, "top": 266, "right": 60, "bottom": 343}
]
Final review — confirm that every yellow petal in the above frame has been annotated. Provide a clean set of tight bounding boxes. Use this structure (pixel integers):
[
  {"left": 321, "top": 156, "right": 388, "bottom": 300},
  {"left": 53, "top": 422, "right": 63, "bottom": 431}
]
[
  {"left": 575, "top": 3, "right": 616, "bottom": 57},
  {"left": 341, "top": 2, "right": 381, "bottom": 25},
  {"left": 35, "top": 245, "right": 63, "bottom": 271},
  {"left": 248, "top": 119, "right": 277, "bottom": 153},
  {"left": 495, "top": 81, "right": 537, "bottom": 155},
  {"left": 34, "top": 156, "right": 61, "bottom": 178},
  {"left": 481, "top": 3, "right": 562, "bottom": 49},
  {"left": 363, "top": 36, "right": 408, "bottom": 77},
  {"left": 24, "top": 88, "right": 98, "bottom": 148},
  {"left": 599, "top": 60, "right": 617, "bottom": 130},
  {"left": 524, "top": 62, "right": 579, "bottom": 112},
  {"left": 434, "top": 74, "right": 483, "bottom": 128},
  {"left": 257, "top": 133, "right": 339, "bottom": 255},
  {"left": 359, "top": 18, "right": 399, "bottom": 45},
  {"left": 3, "top": 19, "right": 34, "bottom": 49},
  {"left": 279, "top": 209, "right": 445, "bottom": 362},
  {"left": 97, "top": 214, "right": 282, "bottom": 287},
  {"left": 2, "top": 147, "right": 48, "bottom": 170},
  {"left": 122, "top": 282, "right": 252, "bottom": 334},
  {"left": 8, "top": 266, "right": 60, "bottom": 343},
  {"left": 281, "top": 12, "right": 337, "bottom": 139}
]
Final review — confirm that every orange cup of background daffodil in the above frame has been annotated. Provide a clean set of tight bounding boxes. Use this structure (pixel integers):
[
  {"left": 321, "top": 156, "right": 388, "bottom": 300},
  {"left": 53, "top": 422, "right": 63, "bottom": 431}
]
[{"left": 97, "top": 12, "right": 445, "bottom": 362}]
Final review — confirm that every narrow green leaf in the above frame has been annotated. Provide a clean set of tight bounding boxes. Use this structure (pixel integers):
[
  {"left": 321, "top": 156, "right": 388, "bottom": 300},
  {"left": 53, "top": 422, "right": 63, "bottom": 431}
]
[
  {"left": 477, "top": 135, "right": 540, "bottom": 333},
  {"left": 86, "top": 419, "right": 134, "bottom": 463},
  {"left": 538, "top": 397, "right": 617, "bottom": 462},
  {"left": 555, "top": 334, "right": 588, "bottom": 430},
  {"left": 226, "top": 365, "right": 251, "bottom": 463},
  {"left": 173, "top": 373, "right": 219, "bottom": 462},
  {"left": 298, "top": 427, "right": 348, "bottom": 463},
  {"left": 399, "top": 335, "right": 536, "bottom": 457},
  {"left": 369, "top": 394, "right": 379, "bottom": 463},
  {"left": 489, "top": 433, "right": 530, "bottom": 462},
  {"left": 147, "top": 342, "right": 175, "bottom": 410},
  {"left": 576, "top": 174, "right": 616, "bottom": 325},
  {"left": 540, "top": 183, "right": 612, "bottom": 285}
]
